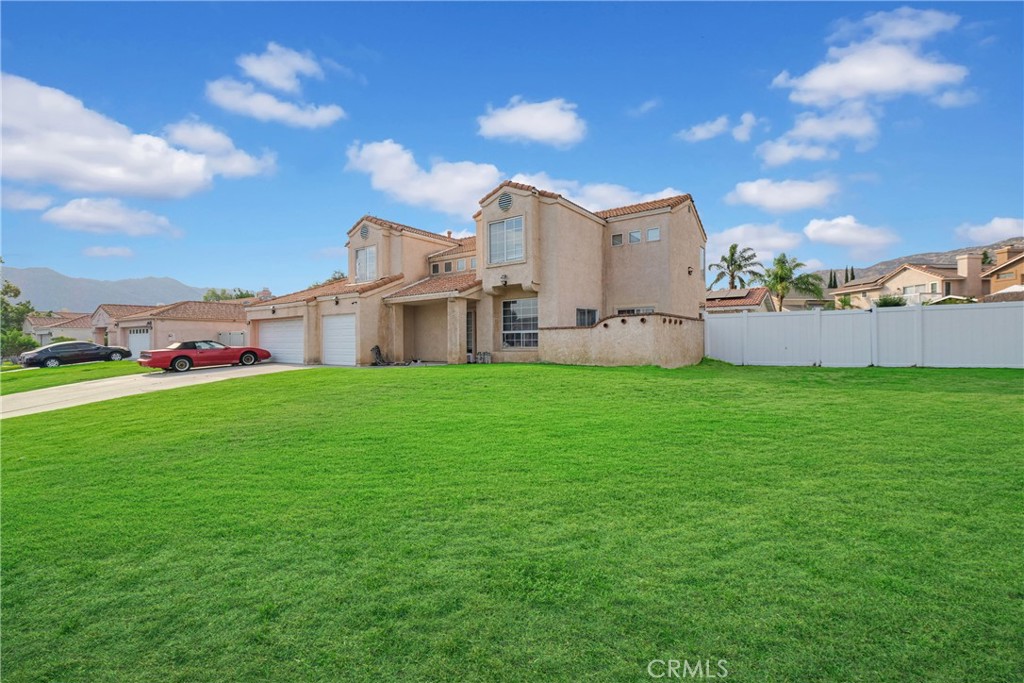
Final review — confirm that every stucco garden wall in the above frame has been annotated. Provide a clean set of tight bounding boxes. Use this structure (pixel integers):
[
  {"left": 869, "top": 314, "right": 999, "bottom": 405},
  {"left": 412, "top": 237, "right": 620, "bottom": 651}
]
[{"left": 540, "top": 314, "right": 703, "bottom": 369}]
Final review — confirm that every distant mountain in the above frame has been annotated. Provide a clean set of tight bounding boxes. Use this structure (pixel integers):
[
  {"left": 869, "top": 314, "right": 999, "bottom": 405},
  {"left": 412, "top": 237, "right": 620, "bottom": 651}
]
[
  {"left": 815, "top": 238, "right": 1024, "bottom": 291},
  {"left": 1, "top": 266, "right": 212, "bottom": 312}
]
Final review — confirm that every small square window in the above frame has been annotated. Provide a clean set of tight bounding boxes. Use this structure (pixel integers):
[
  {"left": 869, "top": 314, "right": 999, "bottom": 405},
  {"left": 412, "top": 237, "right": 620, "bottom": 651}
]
[
  {"left": 647, "top": 227, "right": 661, "bottom": 242},
  {"left": 431, "top": 263, "right": 439, "bottom": 274},
  {"left": 611, "top": 233, "right": 623, "bottom": 246},
  {"left": 457, "top": 259, "right": 466, "bottom": 272},
  {"left": 444, "top": 261, "right": 453, "bottom": 273},
  {"left": 576, "top": 308, "right": 598, "bottom": 327},
  {"left": 628, "top": 230, "right": 641, "bottom": 244},
  {"left": 471, "top": 257, "right": 477, "bottom": 269}
]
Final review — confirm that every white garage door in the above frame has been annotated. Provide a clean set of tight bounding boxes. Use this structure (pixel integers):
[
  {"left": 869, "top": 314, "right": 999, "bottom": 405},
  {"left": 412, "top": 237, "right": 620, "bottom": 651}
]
[
  {"left": 322, "top": 314, "right": 357, "bottom": 366},
  {"left": 259, "top": 318, "right": 304, "bottom": 364},
  {"left": 127, "top": 328, "right": 151, "bottom": 359}
]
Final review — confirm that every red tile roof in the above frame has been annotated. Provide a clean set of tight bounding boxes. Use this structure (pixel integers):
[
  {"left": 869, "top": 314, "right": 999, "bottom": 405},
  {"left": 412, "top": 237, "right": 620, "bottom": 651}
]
[
  {"left": 704, "top": 287, "right": 771, "bottom": 309},
  {"left": 385, "top": 273, "right": 481, "bottom": 300},
  {"left": 253, "top": 274, "right": 405, "bottom": 307},
  {"left": 26, "top": 313, "right": 93, "bottom": 329},
  {"left": 479, "top": 180, "right": 562, "bottom": 205},
  {"left": 118, "top": 301, "right": 247, "bottom": 322},
  {"left": 94, "top": 304, "right": 156, "bottom": 319},
  {"left": 432, "top": 236, "right": 477, "bottom": 258},
  {"left": 594, "top": 195, "right": 690, "bottom": 219}
]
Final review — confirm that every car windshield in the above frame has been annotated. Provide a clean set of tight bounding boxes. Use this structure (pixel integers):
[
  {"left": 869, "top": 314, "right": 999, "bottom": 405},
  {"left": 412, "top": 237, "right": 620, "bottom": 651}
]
[{"left": 195, "top": 341, "right": 227, "bottom": 350}]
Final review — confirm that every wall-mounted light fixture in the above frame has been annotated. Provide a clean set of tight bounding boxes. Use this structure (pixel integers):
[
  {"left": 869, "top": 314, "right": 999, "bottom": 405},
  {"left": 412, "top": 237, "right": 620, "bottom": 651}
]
[
  {"left": 500, "top": 274, "right": 508, "bottom": 286},
  {"left": 271, "top": 306, "right": 276, "bottom": 315},
  {"left": 687, "top": 267, "right": 694, "bottom": 276},
  {"left": 351, "top": 300, "right": 358, "bottom": 305},
  {"left": 334, "top": 296, "right": 340, "bottom": 305}
]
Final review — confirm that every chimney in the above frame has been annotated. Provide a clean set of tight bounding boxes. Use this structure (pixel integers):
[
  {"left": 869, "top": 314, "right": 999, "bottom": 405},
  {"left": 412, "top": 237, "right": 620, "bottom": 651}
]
[
  {"left": 956, "top": 253, "right": 983, "bottom": 298},
  {"left": 446, "top": 230, "right": 452, "bottom": 238},
  {"left": 994, "top": 245, "right": 1024, "bottom": 265},
  {"left": 258, "top": 287, "right": 273, "bottom": 301}
]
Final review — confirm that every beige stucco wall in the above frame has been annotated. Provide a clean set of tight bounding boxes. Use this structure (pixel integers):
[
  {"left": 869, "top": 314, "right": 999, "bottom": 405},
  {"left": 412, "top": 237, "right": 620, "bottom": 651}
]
[
  {"left": 540, "top": 314, "right": 704, "bottom": 368},
  {"left": 989, "top": 262, "right": 1024, "bottom": 293},
  {"left": 478, "top": 187, "right": 541, "bottom": 296},
  {"left": 537, "top": 200, "right": 604, "bottom": 327},
  {"left": 408, "top": 302, "right": 448, "bottom": 362},
  {"left": 31, "top": 325, "right": 93, "bottom": 344},
  {"left": 346, "top": 220, "right": 449, "bottom": 285}
]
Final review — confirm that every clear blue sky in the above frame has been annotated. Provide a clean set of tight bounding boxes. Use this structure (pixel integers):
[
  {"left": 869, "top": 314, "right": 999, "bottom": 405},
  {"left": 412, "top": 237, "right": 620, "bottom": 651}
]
[{"left": 2, "top": 2, "right": 1021, "bottom": 294}]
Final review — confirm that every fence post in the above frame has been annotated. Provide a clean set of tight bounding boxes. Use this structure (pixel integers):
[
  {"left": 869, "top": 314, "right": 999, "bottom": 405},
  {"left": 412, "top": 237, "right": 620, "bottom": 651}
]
[
  {"left": 916, "top": 305, "right": 925, "bottom": 367},
  {"left": 869, "top": 309, "right": 878, "bottom": 367},
  {"left": 741, "top": 311, "right": 748, "bottom": 366},
  {"left": 814, "top": 308, "right": 823, "bottom": 366}
]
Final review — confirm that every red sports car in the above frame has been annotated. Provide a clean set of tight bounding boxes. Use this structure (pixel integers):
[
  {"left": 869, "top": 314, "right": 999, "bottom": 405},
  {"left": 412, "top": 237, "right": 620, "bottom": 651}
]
[{"left": 138, "top": 340, "right": 273, "bottom": 372}]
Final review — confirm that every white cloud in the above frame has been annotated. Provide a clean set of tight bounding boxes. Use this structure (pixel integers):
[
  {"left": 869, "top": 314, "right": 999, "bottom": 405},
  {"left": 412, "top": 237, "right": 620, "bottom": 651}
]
[
  {"left": 787, "top": 102, "right": 878, "bottom": 144},
  {"left": 237, "top": 42, "right": 323, "bottom": 94},
  {"left": 345, "top": 140, "right": 502, "bottom": 216},
  {"left": 42, "top": 198, "right": 181, "bottom": 237},
  {"left": 164, "top": 119, "right": 276, "bottom": 177},
  {"left": 510, "top": 172, "right": 682, "bottom": 211},
  {"left": 802, "top": 258, "right": 826, "bottom": 271},
  {"left": 84, "top": 246, "right": 134, "bottom": 258},
  {"left": 477, "top": 97, "right": 587, "bottom": 147},
  {"left": 2, "top": 189, "right": 53, "bottom": 211},
  {"left": 756, "top": 138, "right": 838, "bottom": 166},
  {"left": 931, "top": 89, "right": 979, "bottom": 108},
  {"left": 676, "top": 115, "right": 730, "bottom": 142},
  {"left": 628, "top": 98, "right": 661, "bottom": 117},
  {"left": 955, "top": 217, "right": 1024, "bottom": 243},
  {"left": 206, "top": 77, "right": 345, "bottom": 128},
  {"left": 2, "top": 73, "right": 214, "bottom": 198},
  {"left": 706, "top": 222, "right": 804, "bottom": 263},
  {"left": 803, "top": 215, "right": 898, "bottom": 258},
  {"left": 731, "top": 112, "right": 759, "bottom": 142},
  {"left": 774, "top": 8, "right": 967, "bottom": 107},
  {"left": 726, "top": 178, "right": 839, "bottom": 213}
]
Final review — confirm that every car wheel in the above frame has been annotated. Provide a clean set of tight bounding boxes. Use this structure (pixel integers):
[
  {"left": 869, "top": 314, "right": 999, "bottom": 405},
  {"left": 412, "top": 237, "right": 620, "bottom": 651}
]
[
  {"left": 172, "top": 357, "right": 192, "bottom": 372},
  {"left": 240, "top": 352, "right": 257, "bottom": 366},
  {"left": 108, "top": 352, "right": 124, "bottom": 361},
  {"left": 43, "top": 357, "right": 60, "bottom": 368}
]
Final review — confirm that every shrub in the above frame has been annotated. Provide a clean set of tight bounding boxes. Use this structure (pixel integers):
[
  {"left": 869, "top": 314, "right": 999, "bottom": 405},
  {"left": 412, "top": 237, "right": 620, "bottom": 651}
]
[
  {"left": 1, "top": 330, "right": 39, "bottom": 360},
  {"left": 875, "top": 294, "right": 907, "bottom": 307}
]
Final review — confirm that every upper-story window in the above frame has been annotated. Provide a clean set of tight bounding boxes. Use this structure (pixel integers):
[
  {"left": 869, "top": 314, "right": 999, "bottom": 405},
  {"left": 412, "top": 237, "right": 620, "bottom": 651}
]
[
  {"left": 489, "top": 216, "right": 524, "bottom": 264},
  {"left": 444, "top": 261, "right": 453, "bottom": 273},
  {"left": 471, "top": 257, "right": 477, "bottom": 269},
  {"left": 611, "top": 234, "right": 623, "bottom": 246},
  {"left": 647, "top": 228, "right": 661, "bottom": 242},
  {"left": 628, "top": 230, "right": 641, "bottom": 244},
  {"left": 355, "top": 246, "right": 377, "bottom": 282},
  {"left": 431, "top": 263, "right": 440, "bottom": 275},
  {"left": 457, "top": 259, "right": 466, "bottom": 272}
]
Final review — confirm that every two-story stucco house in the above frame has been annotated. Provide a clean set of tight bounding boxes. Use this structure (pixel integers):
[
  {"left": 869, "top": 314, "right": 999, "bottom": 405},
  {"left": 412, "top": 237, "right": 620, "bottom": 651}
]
[
  {"left": 832, "top": 253, "right": 987, "bottom": 308},
  {"left": 246, "top": 181, "right": 707, "bottom": 368}
]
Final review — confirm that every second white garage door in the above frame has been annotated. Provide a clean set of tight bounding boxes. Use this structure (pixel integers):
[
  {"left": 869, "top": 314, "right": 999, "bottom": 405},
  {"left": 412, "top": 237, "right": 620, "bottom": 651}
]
[
  {"left": 322, "top": 314, "right": 356, "bottom": 366},
  {"left": 259, "top": 318, "right": 304, "bottom": 364}
]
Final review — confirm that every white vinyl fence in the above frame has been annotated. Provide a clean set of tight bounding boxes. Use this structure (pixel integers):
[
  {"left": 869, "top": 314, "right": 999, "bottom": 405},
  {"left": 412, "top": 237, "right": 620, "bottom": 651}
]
[{"left": 705, "top": 301, "right": 1023, "bottom": 368}]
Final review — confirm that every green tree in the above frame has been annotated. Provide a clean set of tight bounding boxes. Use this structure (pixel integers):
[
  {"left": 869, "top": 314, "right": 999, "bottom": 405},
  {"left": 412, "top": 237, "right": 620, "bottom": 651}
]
[
  {"left": 982, "top": 250, "right": 993, "bottom": 265},
  {"left": 753, "top": 253, "right": 825, "bottom": 312},
  {"left": 707, "top": 244, "right": 763, "bottom": 290},
  {"left": 844, "top": 267, "right": 851, "bottom": 283},
  {"left": 875, "top": 294, "right": 907, "bottom": 307},
  {"left": 309, "top": 270, "right": 347, "bottom": 288},
  {"left": 836, "top": 294, "right": 853, "bottom": 310},
  {"left": 203, "top": 288, "right": 257, "bottom": 301},
  {"left": 1, "top": 329, "right": 38, "bottom": 359},
  {"left": 850, "top": 266, "right": 856, "bottom": 280},
  {"left": 1, "top": 266, "right": 35, "bottom": 334}
]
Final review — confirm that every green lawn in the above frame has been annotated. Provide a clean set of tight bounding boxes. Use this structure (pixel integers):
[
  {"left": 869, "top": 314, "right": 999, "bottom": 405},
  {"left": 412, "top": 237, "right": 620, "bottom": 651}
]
[
  {"left": 0, "top": 360, "right": 157, "bottom": 395},
  {"left": 2, "top": 363, "right": 1022, "bottom": 682}
]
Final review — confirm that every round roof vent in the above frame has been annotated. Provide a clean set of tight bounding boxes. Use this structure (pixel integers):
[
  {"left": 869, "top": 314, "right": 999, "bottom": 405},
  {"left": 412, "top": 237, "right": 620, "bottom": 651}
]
[
  {"left": 498, "top": 192, "right": 513, "bottom": 212},
  {"left": 360, "top": 225, "right": 369, "bottom": 239}
]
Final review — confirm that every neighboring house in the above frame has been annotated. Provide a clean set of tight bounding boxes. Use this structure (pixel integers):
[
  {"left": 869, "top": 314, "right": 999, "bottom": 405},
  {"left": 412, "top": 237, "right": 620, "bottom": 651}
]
[
  {"left": 982, "top": 245, "right": 1024, "bottom": 295},
  {"left": 984, "top": 284, "right": 1024, "bottom": 303},
  {"left": 247, "top": 180, "right": 707, "bottom": 368},
  {"left": 22, "top": 311, "right": 93, "bottom": 344},
  {"left": 111, "top": 301, "right": 249, "bottom": 358},
  {"left": 833, "top": 254, "right": 986, "bottom": 308},
  {"left": 703, "top": 287, "right": 776, "bottom": 313},
  {"left": 90, "top": 304, "right": 158, "bottom": 345}
]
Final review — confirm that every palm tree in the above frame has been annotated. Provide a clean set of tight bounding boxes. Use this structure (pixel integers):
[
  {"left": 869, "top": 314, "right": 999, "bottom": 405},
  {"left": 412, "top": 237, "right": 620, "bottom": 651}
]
[
  {"left": 753, "top": 253, "right": 825, "bottom": 312},
  {"left": 707, "top": 243, "right": 763, "bottom": 290}
]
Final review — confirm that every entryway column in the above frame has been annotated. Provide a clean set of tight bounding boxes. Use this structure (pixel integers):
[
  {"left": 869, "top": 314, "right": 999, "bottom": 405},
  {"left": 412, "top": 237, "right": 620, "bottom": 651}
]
[{"left": 447, "top": 297, "right": 468, "bottom": 364}]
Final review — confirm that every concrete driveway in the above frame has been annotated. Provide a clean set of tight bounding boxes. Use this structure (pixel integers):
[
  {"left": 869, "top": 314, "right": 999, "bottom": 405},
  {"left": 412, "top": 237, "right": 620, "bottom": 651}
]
[{"left": 1, "top": 363, "right": 311, "bottom": 419}]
